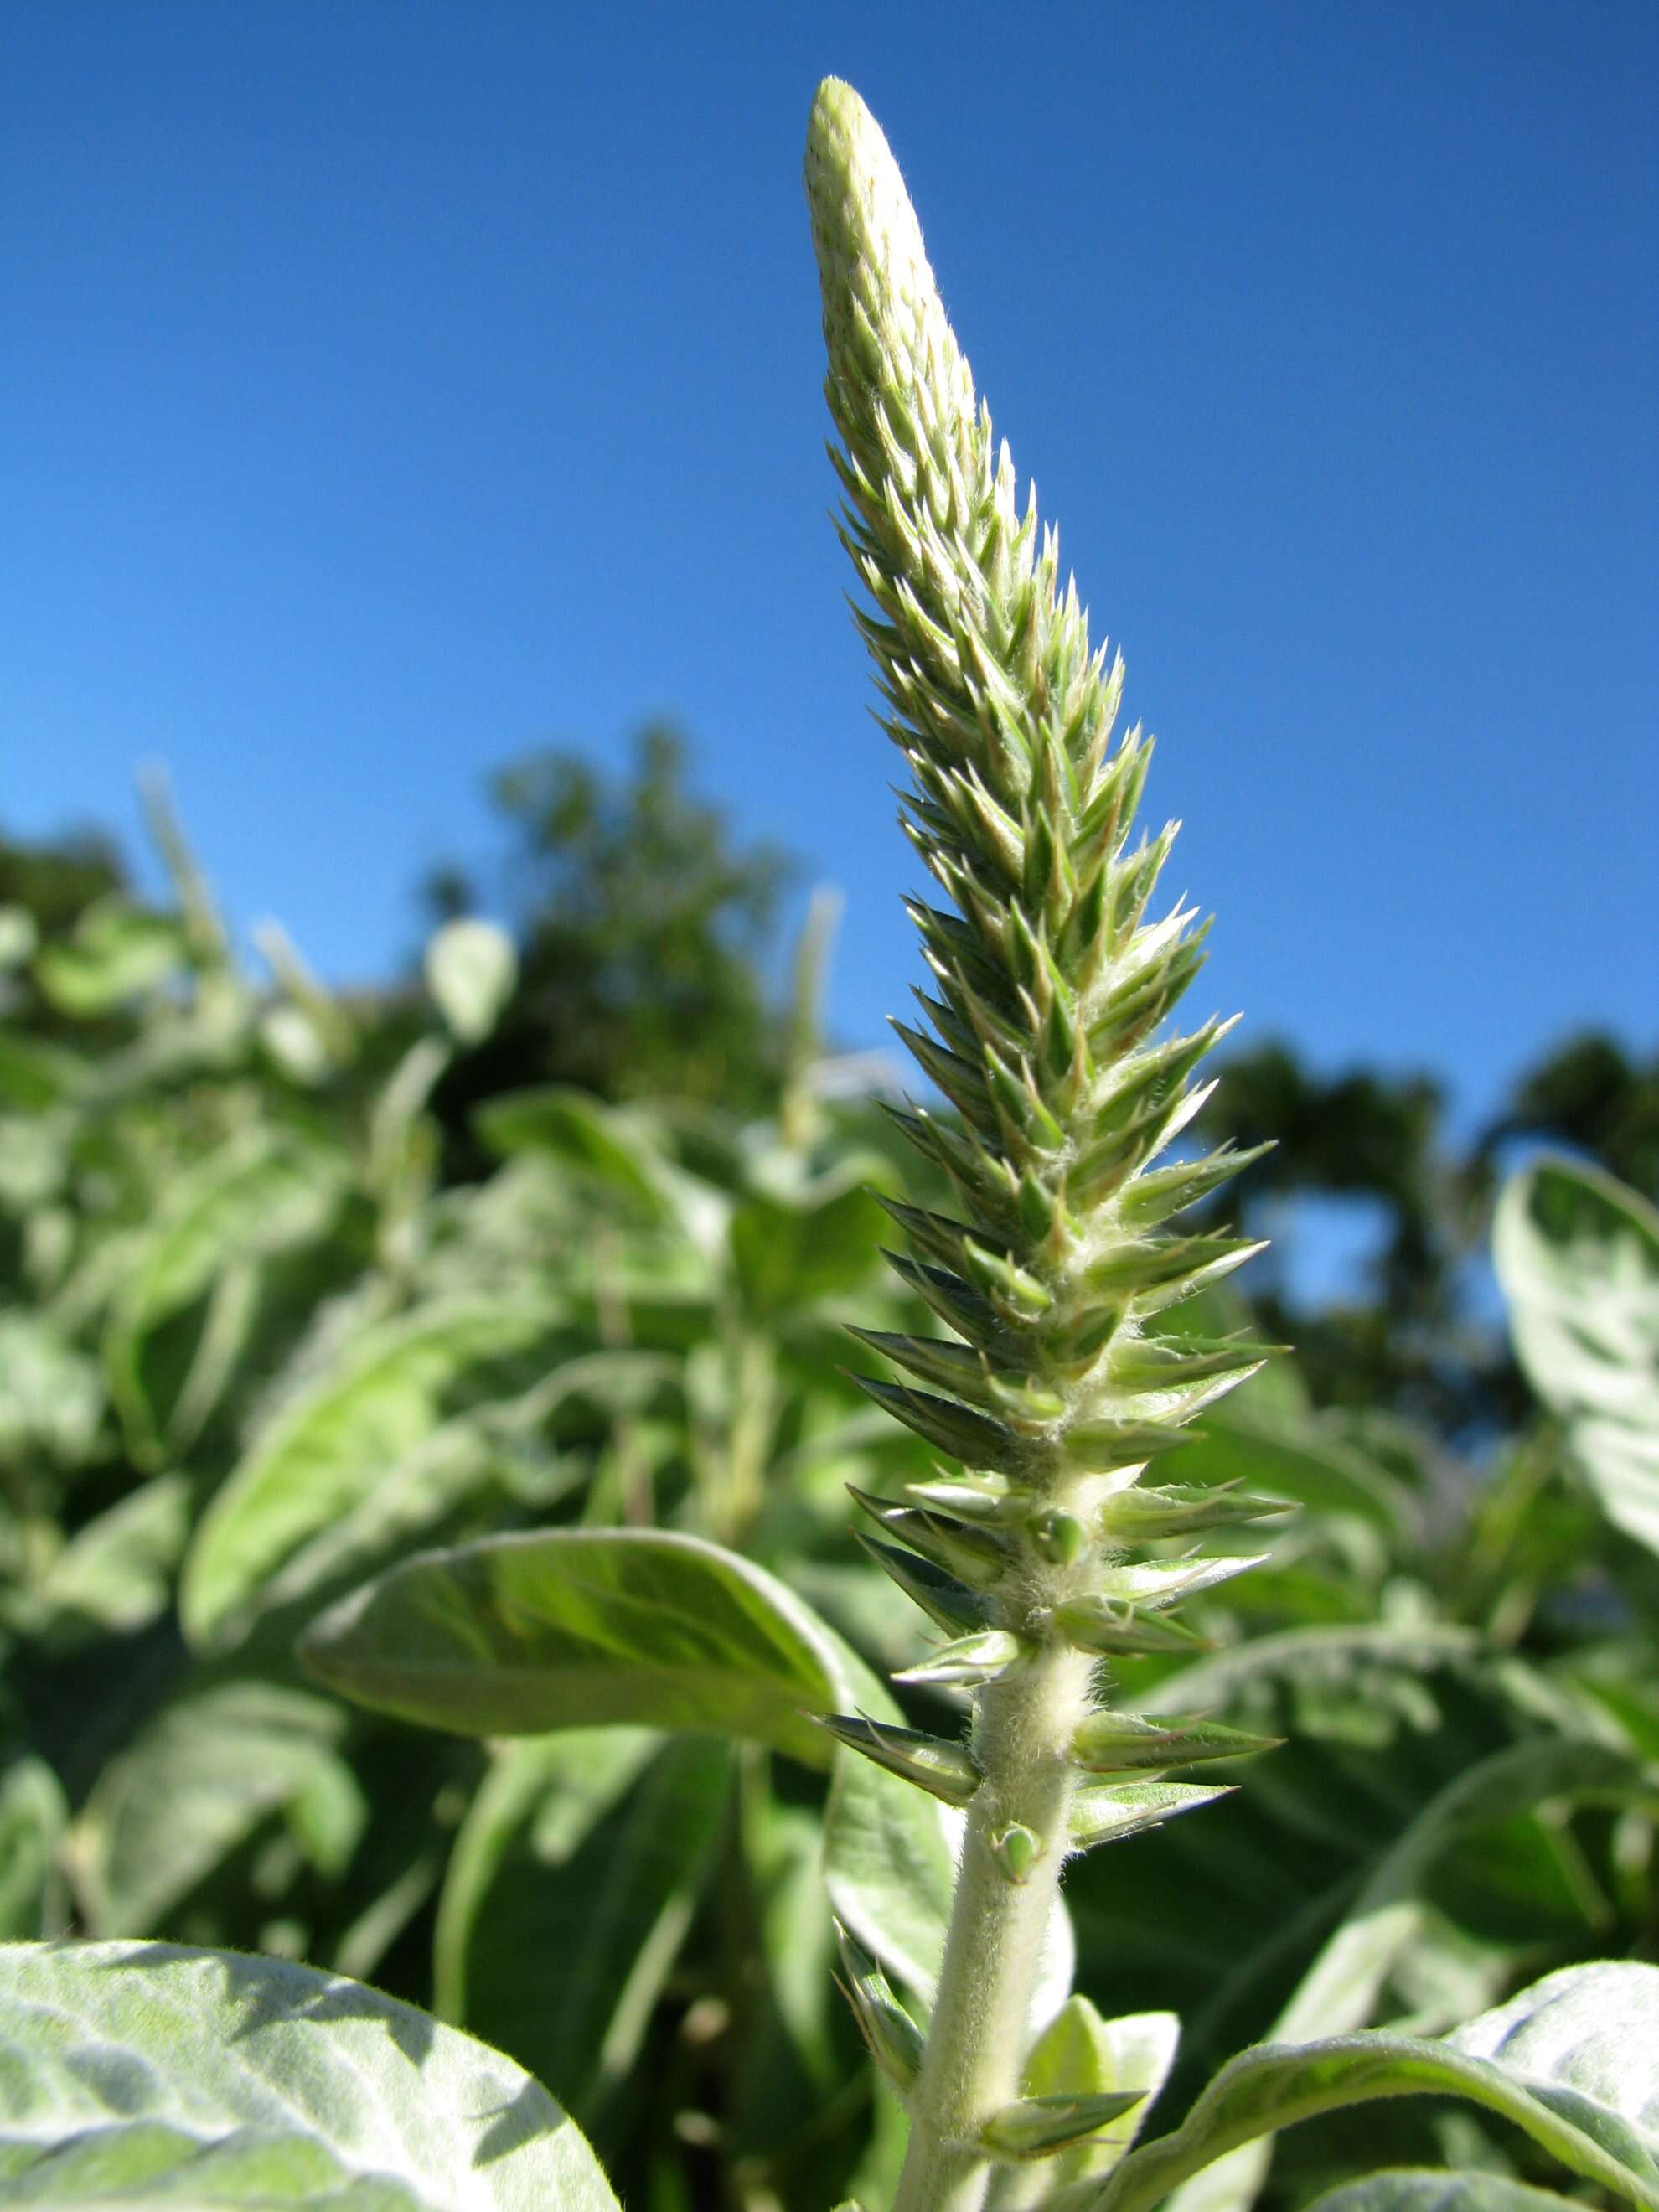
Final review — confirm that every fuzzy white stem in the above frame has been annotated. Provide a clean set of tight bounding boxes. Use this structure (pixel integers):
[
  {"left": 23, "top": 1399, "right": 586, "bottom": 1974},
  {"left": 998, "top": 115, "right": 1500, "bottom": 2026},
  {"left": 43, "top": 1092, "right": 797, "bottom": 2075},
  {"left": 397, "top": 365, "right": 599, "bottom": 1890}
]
[{"left": 892, "top": 1640, "right": 1097, "bottom": 2212}]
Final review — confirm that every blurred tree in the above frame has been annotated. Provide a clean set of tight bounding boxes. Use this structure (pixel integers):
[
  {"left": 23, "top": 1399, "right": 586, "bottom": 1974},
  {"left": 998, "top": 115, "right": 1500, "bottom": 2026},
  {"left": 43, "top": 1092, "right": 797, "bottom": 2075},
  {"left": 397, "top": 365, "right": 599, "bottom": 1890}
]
[
  {"left": 1481, "top": 1031, "right": 1659, "bottom": 1201},
  {"left": 1195, "top": 1040, "right": 1493, "bottom": 1432},
  {"left": 1197, "top": 1030, "right": 1656, "bottom": 1436},
  {"left": 429, "top": 723, "right": 794, "bottom": 1134},
  {"left": 0, "top": 825, "right": 125, "bottom": 943},
  {"left": 0, "top": 824, "right": 133, "bottom": 1046}
]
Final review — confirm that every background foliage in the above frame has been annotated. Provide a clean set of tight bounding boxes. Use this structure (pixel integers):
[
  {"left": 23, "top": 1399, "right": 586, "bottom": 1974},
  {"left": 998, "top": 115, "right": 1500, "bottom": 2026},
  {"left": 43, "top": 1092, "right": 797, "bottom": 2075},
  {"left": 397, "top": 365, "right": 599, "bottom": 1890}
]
[{"left": 2, "top": 766, "right": 1656, "bottom": 2212}]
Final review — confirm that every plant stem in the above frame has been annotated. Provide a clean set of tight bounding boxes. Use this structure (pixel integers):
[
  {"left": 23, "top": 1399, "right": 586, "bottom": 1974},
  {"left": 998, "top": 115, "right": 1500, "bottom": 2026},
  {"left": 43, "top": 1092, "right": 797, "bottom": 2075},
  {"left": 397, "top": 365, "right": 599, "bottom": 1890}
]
[{"left": 892, "top": 1634, "right": 1096, "bottom": 2212}]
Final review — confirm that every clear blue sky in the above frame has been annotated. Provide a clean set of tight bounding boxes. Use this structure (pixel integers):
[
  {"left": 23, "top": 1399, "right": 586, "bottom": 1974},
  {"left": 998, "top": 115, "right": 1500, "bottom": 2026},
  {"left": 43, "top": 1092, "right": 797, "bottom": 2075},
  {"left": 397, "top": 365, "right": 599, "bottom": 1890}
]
[{"left": 4, "top": 2, "right": 1654, "bottom": 1129}]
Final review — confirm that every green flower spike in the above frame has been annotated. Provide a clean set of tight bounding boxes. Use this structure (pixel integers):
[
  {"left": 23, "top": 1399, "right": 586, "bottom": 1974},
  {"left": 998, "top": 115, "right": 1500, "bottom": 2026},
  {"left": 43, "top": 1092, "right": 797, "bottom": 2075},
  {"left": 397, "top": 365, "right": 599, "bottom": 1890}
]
[{"left": 806, "top": 77, "right": 1281, "bottom": 2212}]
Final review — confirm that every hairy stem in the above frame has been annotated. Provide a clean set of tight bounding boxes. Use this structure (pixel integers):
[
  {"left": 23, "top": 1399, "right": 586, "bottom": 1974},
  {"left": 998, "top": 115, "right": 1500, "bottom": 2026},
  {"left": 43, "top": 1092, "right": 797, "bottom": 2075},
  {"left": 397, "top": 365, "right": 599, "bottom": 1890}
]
[{"left": 894, "top": 1637, "right": 1095, "bottom": 2212}]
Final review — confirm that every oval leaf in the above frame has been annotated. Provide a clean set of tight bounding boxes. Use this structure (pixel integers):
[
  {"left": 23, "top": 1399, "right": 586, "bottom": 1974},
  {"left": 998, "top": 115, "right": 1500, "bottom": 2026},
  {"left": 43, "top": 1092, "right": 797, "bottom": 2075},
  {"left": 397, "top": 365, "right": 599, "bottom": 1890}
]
[
  {"left": 1307, "top": 2177, "right": 1587, "bottom": 2212},
  {"left": 302, "top": 1527, "right": 892, "bottom": 1769},
  {"left": 1096, "top": 1961, "right": 1659, "bottom": 2212},
  {"left": 0, "top": 1938, "right": 619, "bottom": 2210},
  {"left": 1495, "top": 1155, "right": 1659, "bottom": 1557},
  {"left": 182, "top": 1298, "right": 566, "bottom": 1649}
]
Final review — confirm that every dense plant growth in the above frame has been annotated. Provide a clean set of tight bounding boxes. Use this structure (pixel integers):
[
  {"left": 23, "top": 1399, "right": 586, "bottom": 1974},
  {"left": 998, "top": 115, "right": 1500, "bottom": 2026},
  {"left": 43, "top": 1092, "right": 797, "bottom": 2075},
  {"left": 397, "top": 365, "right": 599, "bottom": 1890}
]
[{"left": 2, "top": 76, "right": 1656, "bottom": 2212}]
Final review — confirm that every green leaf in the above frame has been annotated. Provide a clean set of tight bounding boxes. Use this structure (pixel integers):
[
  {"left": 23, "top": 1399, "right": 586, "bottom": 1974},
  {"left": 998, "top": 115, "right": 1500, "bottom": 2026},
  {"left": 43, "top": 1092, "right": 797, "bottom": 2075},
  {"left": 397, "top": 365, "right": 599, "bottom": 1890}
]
[
  {"left": 1495, "top": 1154, "right": 1659, "bottom": 1556},
  {"left": 302, "top": 1527, "right": 892, "bottom": 1769},
  {"left": 728, "top": 1171, "right": 886, "bottom": 1316},
  {"left": 0, "top": 1030, "right": 87, "bottom": 1114},
  {"left": 20, "top": 1475, "right": 189, "bottom": 1651},
  {"left": 425, "top": 917, "right": 518, "bottom": 1043},
  {"left": 1163, "top": 1409, "right": 1412, "bottom": 1538},
  {"left": 0, "top": 1758, "right": 67, "bottom": 1939},
  {"left": 106, "top": 1127, "right": 349, "bottom": 1464},
  {"left": 1305, "top": 2175, "right": 1590, "bottom": 2212},
  {"left": 434, "top": 1729, "right": 730, "bottom": 2123},
  {"left": 0, "top": 905, "right": 38, "bottom": 969},
  {"left": 181, "top": 1297, "right": 566, "bottom": 1650},
  {"left": 1163, "top": 1736, "right": 1651, "bottom": 2212},
  {"left": 743, "top": 1793, "right": 841, "bottom": 2091},
  {"left": 241, "top": 1424, "right": 519, "bottom": 1642},
  {"left": 1018, "top": 1998, "right": 1177, "bottom": 2193},
  {"left": 34, "top": 897, "right": 189, "bottom": 1015},
  {"left": 0, "top": 1314, "right": 103, "bottom": 1468},
  {"left": 73, "top": 1682, "right": 349, "bottom": 1936},
  {"left": 474, "top": 1087, "right": 683, "bottom": 1226},
  {"left": 0, "top": 1938, "right": 619, "bottom": 2209},
  {"left": 1270, "top": 1735, "right": 1646, "bottom": 2047},
  {"left": 823, "top": 1734, "right": 957, "bottom": 2003},
  {"left": 1094, "top": 1961, "right": 1659, "bottom": 2212}
]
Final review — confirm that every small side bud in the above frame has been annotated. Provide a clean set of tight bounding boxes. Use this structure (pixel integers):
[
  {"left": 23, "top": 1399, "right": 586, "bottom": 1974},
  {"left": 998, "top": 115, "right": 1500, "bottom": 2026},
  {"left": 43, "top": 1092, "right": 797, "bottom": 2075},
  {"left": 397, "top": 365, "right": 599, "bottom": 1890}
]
[
  {"left": 989, "top": 1822, "right": 1043, "bottom": 1884},
  {"left": 1031, "top": 1507, "right": 1087, "bottom": 1565},
  {"left": 978, "top": 2089, "right": 1145, "bottom": 2161}
]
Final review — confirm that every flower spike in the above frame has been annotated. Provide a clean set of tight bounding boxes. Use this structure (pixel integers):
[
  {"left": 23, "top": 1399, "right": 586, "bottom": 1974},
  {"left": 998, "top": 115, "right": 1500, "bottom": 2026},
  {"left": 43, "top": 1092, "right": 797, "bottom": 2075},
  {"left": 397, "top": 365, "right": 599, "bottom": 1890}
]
[{"left": 807, "top": 77, "right": 1278, "bottom": 2211}]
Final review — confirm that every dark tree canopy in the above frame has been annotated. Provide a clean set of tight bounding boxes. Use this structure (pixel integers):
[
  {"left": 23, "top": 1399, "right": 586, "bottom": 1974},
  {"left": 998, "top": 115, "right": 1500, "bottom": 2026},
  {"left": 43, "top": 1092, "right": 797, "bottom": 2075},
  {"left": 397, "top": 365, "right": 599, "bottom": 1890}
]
[{"left": 430, "top": 723, "right": 795, "bottom": 1129}]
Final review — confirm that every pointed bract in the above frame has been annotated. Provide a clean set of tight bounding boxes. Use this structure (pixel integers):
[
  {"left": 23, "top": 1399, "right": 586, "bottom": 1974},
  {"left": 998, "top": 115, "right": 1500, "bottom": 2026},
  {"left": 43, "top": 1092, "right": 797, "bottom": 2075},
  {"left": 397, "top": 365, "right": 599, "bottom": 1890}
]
[
  {"left": 813, "top": 1713, "right": 983, "bottom": 1806},
  {"left": 978, "top": 2090, "right": 1145, "bottom": 2162}
]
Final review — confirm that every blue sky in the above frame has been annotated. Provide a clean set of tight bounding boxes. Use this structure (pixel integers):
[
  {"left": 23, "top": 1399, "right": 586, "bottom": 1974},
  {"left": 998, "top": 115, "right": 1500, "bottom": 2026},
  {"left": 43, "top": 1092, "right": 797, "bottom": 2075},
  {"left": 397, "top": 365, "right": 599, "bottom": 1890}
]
[{"left": 3, "top": 2, "right": 1654, "bottom": 1130}]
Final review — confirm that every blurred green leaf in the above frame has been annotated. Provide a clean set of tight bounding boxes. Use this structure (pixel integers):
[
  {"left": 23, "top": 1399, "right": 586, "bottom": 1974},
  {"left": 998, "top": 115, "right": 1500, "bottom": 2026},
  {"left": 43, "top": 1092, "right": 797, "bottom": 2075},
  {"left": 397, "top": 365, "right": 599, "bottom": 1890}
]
[
  {"left": 74, "top": 1682, "right": 349, "bottom": 1936},
  {"left": 106, "top": 1126, "right": 350, "bottom": 1462},
  {"left": 477, "top": 1087, "right": 680, "bottom": 1223},
  {"left": 435, "top": 1728, "right": 730, "bottom": 2122},
  {"left": 182, "top": 1296, "right": 566, "bottom": 1649},
  {"left": 1304, "top": 2177, "right": 1584, "bottom": 2212},
  {"left": 0, "top": 1756, "right": 67, "bottom": 1938},
  {"left": 729, "top": 1171, "right": 886, "bottom": 1318},
  {"left": 0, "top": 1312, "right": 104, "bottom": 1468},
  {"left": 425, "top": 917, "right": 517, "bottom": 1045},
  {"left": 1163, "top": 1736, "right": 1649, "bottom": 2212},
  {"left": 1496, "top": 1154, "right": 1659, "bottom": 1557},
  {"left": 34, "top": 897, "right": 189, "bottom": 1016},
  {"left": 18, "top": 1474, "right": 189, "bottom": 1651}
]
